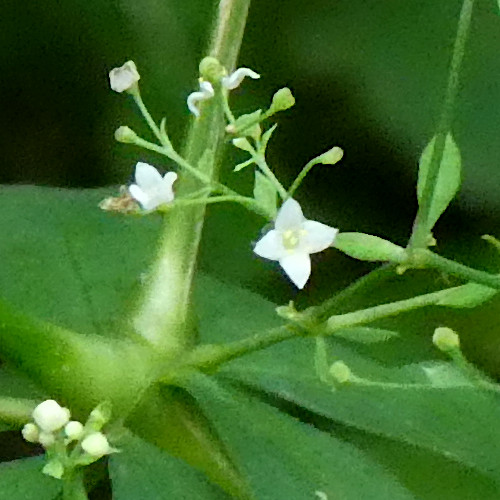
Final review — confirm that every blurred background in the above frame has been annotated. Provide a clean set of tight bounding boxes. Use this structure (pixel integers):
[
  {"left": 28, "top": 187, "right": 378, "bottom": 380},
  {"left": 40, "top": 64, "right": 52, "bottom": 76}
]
[{"left": 2, "top": 0, "right": 500, "bottom": 373}]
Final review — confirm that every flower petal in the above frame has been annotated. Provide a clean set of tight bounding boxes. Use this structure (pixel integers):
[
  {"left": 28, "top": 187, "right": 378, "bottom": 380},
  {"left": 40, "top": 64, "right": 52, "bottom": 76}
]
[
  {"left": 254, "top": 229, "right": 285, "bottom": 261},
  {"left": 302, "top": 220, "right": 338, "bottom": 253},
  {"left": 187, "top": 81, "right": 215, "bottom": 117},
  {"left": 275, "top": 198, "right": 305, "bottom": 231},
  {"left": 222, "top": 67, "right": 260, "bottom": 90},
  {"left": 128, "top": 184, "right": 152, "bottom": 209},
  {"left": 109, "top": 61, "right": 140, "bottom": 93},
  {"left": 161, "top": 171, "right": 178, "bottom": 203},
  {"left": 279, "top": 252, "right": 311, "bottom": 289},
  {"left": 134, "top": 162, "right": 163, "bottom": 190}
]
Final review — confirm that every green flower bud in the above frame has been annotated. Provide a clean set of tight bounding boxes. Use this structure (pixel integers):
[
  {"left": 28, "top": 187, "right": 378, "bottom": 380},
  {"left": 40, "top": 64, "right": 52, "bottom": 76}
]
[
  {"left": 199, "top": 57, "right": 226, "bottom": 84},
  {"left": 269, "top": 87, "right": 295, "bottom": 114},
  {"left": 315, "top": 146, "right": 344, "bottom": 166},
  {"left": 433, "top": 327, "right": 460, "bottom": 353},
  {"left": 114, "top": 126, "right": 138, "bottom": 144},
  {"left": 329, "top": 361, "right": 352, "bottom": 384}
]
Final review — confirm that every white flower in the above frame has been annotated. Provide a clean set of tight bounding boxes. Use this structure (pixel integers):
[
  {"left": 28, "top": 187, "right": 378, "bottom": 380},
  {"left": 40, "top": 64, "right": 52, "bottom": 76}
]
[
  {"left": 38, "top": 431, "right": 56, "bottom": 448},
  {"left": 187, "top": 81, "right": 215, "bottom": 117},
  {"left": 109, "top": 61, "right": 140, "bottom": 93},
  {"left": 22, "top": 423, "right": 39, "bottom": 443},
  {"left": 128, "top": 162, "right": 177, "bottom": 210},
  {"left": 222, "top": 67, "right": 260, "bottom": 90},
  {"left": 254, "top": 198, "right": 338, "bottom": 289},
  {"left": 81, "top": 432, "right": 113, "bottom": 458},
  {"left": 65, "top": 421, "right": 84, "bottom": 441},
  {"left": 32, "top": 399, "right": 70, "bottom": 433}
]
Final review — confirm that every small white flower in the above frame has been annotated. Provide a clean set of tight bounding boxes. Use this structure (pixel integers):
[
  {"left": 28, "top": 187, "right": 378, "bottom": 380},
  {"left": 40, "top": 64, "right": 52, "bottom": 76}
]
[
  {"left": 32, "top": 399, "right": 71, "bottom": 433},
  {"left": 187, "top": 81, "right": 215, "bottom": 117},
  {"left": 222, "top": 67, "right": 260, "bottom": 90},
  {"left": 22, "top": 423, "right": 39, "bottom": 443},
  {"left": 254, "top": 198, "right": 338, "bottom": 289},
  {"left": 81, "top": 432, "right": 113, "bottom": 458},
  {"left": 109, "top": 60, "right": 140, "bottom": 93},
  {"left": 38, "top": 431, "right": 56, "bottom": 448},
  {"left": 65, "top": 421, "right": 84, "bottom": 441},
  {"left": 128, "top": 162, "right": 177, "bottom": 210}
]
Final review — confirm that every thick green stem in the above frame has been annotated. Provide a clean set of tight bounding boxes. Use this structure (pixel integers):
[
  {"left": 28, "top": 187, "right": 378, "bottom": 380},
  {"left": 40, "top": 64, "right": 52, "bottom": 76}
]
[
  {"left": 131, "top": 0, "right": 252, "bottom": 351},
  {"left": 409, "top": 0, "right": 475, "bottom": 248}
]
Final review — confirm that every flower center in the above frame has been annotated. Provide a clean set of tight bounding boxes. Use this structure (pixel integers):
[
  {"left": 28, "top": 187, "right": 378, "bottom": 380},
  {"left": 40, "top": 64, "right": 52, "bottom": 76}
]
[{"left": 282, "top": 229, "right": 301, "bottom": 250}]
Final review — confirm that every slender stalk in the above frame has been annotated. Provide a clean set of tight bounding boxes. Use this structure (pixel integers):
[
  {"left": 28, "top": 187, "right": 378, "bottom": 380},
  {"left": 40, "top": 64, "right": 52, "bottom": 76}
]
[
  {"left": 288, "top": 158, "right": 318, "bottom": 198},
  {"left": 132, "top": 92, "right": 164, "bottom": 145},
  {"left": 409, "top": 0, "right": 475, "bottom": 248},
  {"left": 248, "top": 145, "right": 288, "bottom": 199},
  {"left": 132, "top": 0, "right": 252, "bottom": 351},
  {"left": 415, "top": 249, "right": 500, "bottom": 289}
]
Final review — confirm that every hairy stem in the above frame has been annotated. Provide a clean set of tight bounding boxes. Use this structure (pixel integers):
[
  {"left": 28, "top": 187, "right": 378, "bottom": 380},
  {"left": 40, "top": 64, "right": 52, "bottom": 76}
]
[
  {"left": 131, "top": 0, "right": 252, "bottom": 351},
  {"left": 409, "top": 0, "right": 475, "bottom": 248}
]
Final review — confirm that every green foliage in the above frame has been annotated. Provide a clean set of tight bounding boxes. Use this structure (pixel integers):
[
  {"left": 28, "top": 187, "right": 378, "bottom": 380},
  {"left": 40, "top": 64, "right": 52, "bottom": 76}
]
[
  {"left": 253, "top": 171, "right": 277, "bottom": 218},
  {"left": 436, "top": 283, "right": 497, "bottom": 308},
  {"left": 334, "top": 232, "right": 406, "bottom": 262},
  {"left": 333, "top": 326, "right": 399, "bottom": 343},
  {"left": 417, "top": 133, "right": 461, "bottom": 232}
]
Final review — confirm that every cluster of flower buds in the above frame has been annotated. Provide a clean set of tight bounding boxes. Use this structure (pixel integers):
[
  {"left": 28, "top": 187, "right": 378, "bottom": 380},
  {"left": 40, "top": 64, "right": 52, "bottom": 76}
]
[{"left": 22, "top": 399, "right": 117, "bottom": 479}]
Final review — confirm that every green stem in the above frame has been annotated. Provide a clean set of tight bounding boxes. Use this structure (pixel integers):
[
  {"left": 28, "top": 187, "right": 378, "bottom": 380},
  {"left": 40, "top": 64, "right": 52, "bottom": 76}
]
[
  {"left": 131, "top": 0, "right": 252, "bottom": 351},
  {"left": 409, "top": 0, "right": 475, "bottom": 248},
  {"left": 132, "top": 92, "right": 164, "bottom": 146},
  {"left": 249, "top": 145, "right": 288, "bottom": 200},
  {"left": 62, "top": 471, "right": 88, "bottom": 500},
  {"left": 414, "top": 249, "right": 500, "bottom": 289},
  {"left": 288, "top": 158, "right": 319, "bottom": 198}
]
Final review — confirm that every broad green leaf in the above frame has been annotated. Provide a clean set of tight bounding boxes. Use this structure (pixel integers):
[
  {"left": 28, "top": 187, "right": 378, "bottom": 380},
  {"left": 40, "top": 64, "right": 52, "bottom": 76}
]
[
  {"left": 186, "top": 374, "right": 415, "bottom": 500},
  {"left": 109, "top": 432, "right": 230, "bottom": 500},
  {"left": 0, "top": 186, "right": 161, "bottom": 335},
  {"left": 436, "top": 283, "right": 497, "bottom": 308},
  {"left": 334, "top": 232, "right": 406, "bottom": 262},
  {"left": 417, "top": 133, "right": 461, "bottom": 231},
  {"left": 334, "top": 326, "right": 399, "bottom": 343},
  {"left": 253, "top": 171, "right": 277, "bottom": 218},
  {"left": 0, "top": 457, "right": 61, "bottom": 500}
]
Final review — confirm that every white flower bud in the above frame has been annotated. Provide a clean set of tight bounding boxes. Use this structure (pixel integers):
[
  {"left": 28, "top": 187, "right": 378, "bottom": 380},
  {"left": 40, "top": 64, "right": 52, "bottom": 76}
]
[
  {"left": 81, "top": 432, "right": 113, "bottom": 458},
  {"left": 21, "top": 423, "right": 39, "bottom": 443},
  {"left": 32, "top": 400, "right": 70, "bottom": 433},
  {"left": 65, "top": 421, "right": 84, "bottom": 441},
  {"left": 109, "top": 61, "right": 140, "bottom": 93},
  {"left": 38, "top": 431, "right": 56, "bottom": 448}
]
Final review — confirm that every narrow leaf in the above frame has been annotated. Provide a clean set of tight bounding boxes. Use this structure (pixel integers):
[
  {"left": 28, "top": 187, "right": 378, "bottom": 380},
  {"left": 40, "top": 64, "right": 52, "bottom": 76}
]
[
  {"left": 417, "top": 133, "right": 461, "bottom": 230},
  {"left": 334, "top": 232, "right": 406, "bottom": 262},
  {"left": 253, "top": 171, "right": 277, "bottom": 218},
  {"left": 233, "top": 158, "right": 254, "bottom": 172},
  {"left": 259, "top": 123, "right": 278, "bottom": 153},
  {"left": 334, "top": 327, "right": 399, "bottom": 344},
  {"left": 436, "top": 283, "right": 497, "bottom": 308}
]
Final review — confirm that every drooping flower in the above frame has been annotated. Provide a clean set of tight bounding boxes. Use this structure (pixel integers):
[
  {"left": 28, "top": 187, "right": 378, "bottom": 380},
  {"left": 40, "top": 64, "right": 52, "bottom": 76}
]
[
  {"left": 109, "top": 61, "right": 140, "bottom": 93},
  {"left": 187, "top": 81, "right": 215, "bottom": 118},
  {"left": 32, "top": 400, "right": 71, "bottom": 433},
  {"left": 221, "top": 67, "right": 260, "bottom": 90},
  {"left": 128, "top": 162, "right": 177, "bottom": 210},
  {"left": 254, "top": 198, "right": 338, "bottom": 289}
]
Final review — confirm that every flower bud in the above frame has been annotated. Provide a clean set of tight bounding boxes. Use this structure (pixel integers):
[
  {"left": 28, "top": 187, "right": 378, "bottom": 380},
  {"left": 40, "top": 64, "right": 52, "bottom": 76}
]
[
  {"left": 65, "top": 421, "right": 84, "bottom": 441},
  {"left": 269, "top": 87, "right": 295, "bottom": 114},
  {"left": 199, "top": 57, "right": 225, "bottom": 84},
  {"left": 87, "top": 401, "right": 112, "bottom": 430},
  {"left": 38, "top": 431, "right": 56, "bottom": 448},
  {"left": 81, "top": 432, "right": 113, "bottom": 458},
  {"left": 114, "top": 126, "right": 138, "bottom": 144},
  {"left": 433, "top": 327, "right": 460, "bottom": 353},
  {"left": 109, "top": 61, "right": 140, "bottom": 93},
  {"left": 329, "top": 361, "right": 352, "bottom": 384},
  {"left": 22, "top": 423, "right": 39, "bottom": 443},
  {"left": 315, "top": 146, "right": 344, "bottom": 166},
  {"left": 32, "top": 400, "right": 70, "bottom": 433}
]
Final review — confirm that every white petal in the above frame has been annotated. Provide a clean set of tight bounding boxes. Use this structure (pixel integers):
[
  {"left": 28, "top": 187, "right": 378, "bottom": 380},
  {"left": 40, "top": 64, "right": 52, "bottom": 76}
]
[
  {"left": 135, "top": 162, "right": 163, "bottom": 190},
  {"left": 109, "top": 61, "right": 140, "bottom": 93},
  {"left": 187, "top": 81, "right": 214, "bottom": 117},
  {"left": 302, "top": 220, "right": 338, "bottom": 253},
  {"left": 161, "top": 171, "right": 178, "bottom": 203},
  {"left": 254, "top": 230, "right": 285, "bottom": 261},
  {"left": 279, "top": 252, "right": 311, "bottom": 289},
  {"left": 275, "top": 198, "right": 305, "bottom": 231},
  {"left": 222, "top": 67, "right": 260, "bottom": 90},
  {"left": 128, "top": 184, "right": 151, "bottom": 209}
]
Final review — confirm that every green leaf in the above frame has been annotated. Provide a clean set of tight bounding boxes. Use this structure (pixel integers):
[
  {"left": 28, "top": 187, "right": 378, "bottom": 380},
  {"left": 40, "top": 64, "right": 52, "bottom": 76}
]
[
  {"left": 109, "top": 432, "right": 230, "bottom": 500},
  {"left": 231, "top": 110, "right": 262, "bottom": 137},
  {"left": 436, "top": 283, "right": 497, "bottom": 308},
  {"left": 233, "top": 158, "right": 255, "bottom": 172},
  {"left": 417, "top": 133, "right": 461, "bottom": 231},
  {"left": 334, "top": 232, "right": 406, "bottom": 262},
  {"left": 253, "top": 171, "right": 277, "bottom": 218},
  {"left": 334, "top": 327, "right": 399, "bottom": 343},
  {"left": 259, "top": 123, "right": 277, "bottom": 153},
  {"left": 0, "top": 457, "right": 61, "bottom": 500},
  {"left": 186, "top": 374, "right": 415, "bottom": 500}
]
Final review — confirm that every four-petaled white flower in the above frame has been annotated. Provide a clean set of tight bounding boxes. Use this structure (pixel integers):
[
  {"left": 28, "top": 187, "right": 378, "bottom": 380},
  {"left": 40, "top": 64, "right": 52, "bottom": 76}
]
[
  {"left": 109, "top": 61, "right": 140, "bottom": 93},
  {"left": 187, "top": 81, "right": 215, "bottom": 118},
  {"left": 221, "top": 67, "right": 260, "bottom": 90},
  {"left": 129, "top": 162, "right": 177, "bottom": 211},
  {"left": 32, "top": 399, "right": 71, "bottom": 433},
  {"left": 254, "top": 198, "right": 338, "bottom": 289}
]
